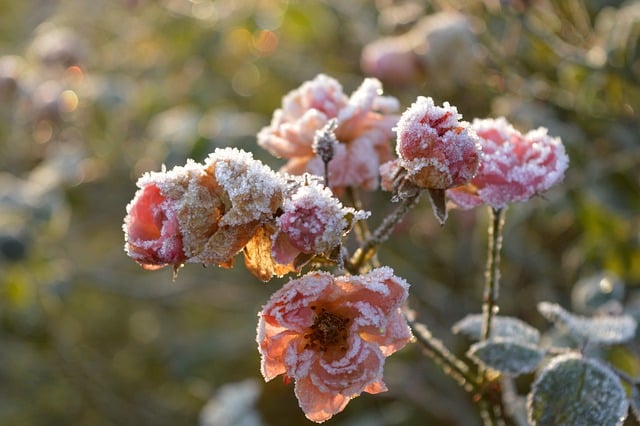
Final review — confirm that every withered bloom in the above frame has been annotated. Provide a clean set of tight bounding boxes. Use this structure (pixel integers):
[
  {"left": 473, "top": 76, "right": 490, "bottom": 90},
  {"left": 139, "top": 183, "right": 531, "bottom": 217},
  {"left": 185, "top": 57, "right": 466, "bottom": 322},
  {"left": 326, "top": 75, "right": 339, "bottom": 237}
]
[{"left": 123, "top": 148, "right": 285, "bottom": 273}]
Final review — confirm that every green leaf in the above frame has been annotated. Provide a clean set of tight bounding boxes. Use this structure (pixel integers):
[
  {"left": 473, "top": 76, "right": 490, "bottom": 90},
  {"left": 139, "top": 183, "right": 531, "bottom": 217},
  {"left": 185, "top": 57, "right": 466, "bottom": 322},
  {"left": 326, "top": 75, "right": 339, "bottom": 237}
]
[
  {"left": 452, "top": 314, "right": 540, "bottom": 345},
  {"left": 467, "top": 339, "right": 544, "bottom": 376},
  {"left": 527, "top": 353, "right": 628, "bottom": 426},
  {"left": 537, "top": 302, "right": 637, "bottom": 345}
]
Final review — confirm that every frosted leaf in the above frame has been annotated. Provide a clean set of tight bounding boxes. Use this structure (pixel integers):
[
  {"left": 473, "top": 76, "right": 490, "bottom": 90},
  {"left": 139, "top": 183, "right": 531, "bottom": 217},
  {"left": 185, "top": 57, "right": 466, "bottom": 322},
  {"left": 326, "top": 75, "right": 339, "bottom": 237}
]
[
  {"left": 452, "top": 314, "right": 540, "bottom": 345},
  {"left": 537, "top": 302, "right": 637, "bottom": 345},
  {"left": 467, "top": 339, "right": 544, "bottom": 376},
  {"left": 527, "top": 353, "right": 628, "bottom": 426}
]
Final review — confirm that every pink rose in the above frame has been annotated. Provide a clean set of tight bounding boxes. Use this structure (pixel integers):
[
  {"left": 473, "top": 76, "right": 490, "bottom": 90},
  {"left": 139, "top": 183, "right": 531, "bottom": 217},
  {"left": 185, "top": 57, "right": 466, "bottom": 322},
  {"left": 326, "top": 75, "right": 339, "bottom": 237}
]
[
  {"left": 447, "top": 117, "right": 569, "bottom": 209},
  {"left": 123, "top": 181, "right": 186, "bottom": 270},
  {"left": 258, "top": 74, "right": 399, "bottom": 192},
  {"left": 271, "top": 181, "right": 369, "bottom": 265},
  {"left": 257, "top": 267, "right": 412, "bottom": 423},
  {"left": 395, "top": 96, "right": 480, "bottom": 190}
]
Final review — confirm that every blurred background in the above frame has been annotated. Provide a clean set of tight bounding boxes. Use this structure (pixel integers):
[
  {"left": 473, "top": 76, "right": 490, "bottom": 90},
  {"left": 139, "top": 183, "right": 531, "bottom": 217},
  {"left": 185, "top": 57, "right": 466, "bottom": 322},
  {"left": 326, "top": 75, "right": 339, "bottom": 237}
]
[{"left": 0, "top": 0, "right": 639, "bottom": 425}]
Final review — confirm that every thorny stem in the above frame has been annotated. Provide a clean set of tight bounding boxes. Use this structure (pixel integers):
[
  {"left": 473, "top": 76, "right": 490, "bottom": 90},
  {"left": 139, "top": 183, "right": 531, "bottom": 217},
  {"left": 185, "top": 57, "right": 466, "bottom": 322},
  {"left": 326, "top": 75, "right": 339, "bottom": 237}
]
[
  {"left": 479, "top": 399, "right": 506, "bottom": 426},
  {"left": 481, "top": 207, "right": 506, "bottom": 341},
  {"left": 408, "top": 314, "right": 508, "bottom": 425},
  {"left": 406, "top": 315, "right": 483, "bottom": 393},
  {"left": 347, "top": 190, "right": 422, "bottom": 273}
]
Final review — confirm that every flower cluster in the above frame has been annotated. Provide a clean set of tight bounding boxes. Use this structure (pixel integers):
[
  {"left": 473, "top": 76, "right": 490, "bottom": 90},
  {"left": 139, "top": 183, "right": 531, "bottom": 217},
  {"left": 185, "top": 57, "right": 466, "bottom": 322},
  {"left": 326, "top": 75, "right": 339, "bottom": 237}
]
[
  {"left": 257, "top": 267, "right": 412, "bottom": 423},
  {"left": 258, "top": 74, "right": 399, "bottom": 192},
  {"left": 123, "top": 147, "right": 370, "bottom": 280},
  {"left": 447, "top": 117, "right": 569, "bottom": 210},
  {"left": 123, "top": 73, "right": 572, "bottom": 424}
]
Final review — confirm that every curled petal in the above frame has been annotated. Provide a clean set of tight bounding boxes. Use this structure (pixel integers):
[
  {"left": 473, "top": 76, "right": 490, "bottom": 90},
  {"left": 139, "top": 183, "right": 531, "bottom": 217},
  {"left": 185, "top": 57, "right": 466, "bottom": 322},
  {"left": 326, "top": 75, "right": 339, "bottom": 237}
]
[
  {"left": 294, "top": 377, "right": 351, "bottom": 423},
  {"left": 123, "top": 183, "right": 186, "bottom": 269}
]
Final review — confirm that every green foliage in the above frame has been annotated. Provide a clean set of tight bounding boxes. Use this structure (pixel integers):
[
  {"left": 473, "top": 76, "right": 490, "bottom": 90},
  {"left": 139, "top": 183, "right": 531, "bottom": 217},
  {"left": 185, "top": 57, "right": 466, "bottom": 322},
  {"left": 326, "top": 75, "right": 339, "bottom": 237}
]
[
  {"left": 527, "top": 353, "right": 629, "bottom": 426},
  {"left": 467, "top": 339, "right": 544, "bottom": 376},
  {"left": 538, "top": 301, "right": 637, "bottom": 345},
  {"left": 453, "top": 314, "right": 541, "bottom": 345}
]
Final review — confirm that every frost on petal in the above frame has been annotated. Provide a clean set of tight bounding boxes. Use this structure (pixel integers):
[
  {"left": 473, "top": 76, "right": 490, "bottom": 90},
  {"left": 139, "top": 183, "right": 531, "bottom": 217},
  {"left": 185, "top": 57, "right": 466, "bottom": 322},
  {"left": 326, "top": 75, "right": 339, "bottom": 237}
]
[
  {"left": 448, "top": 117, "right": 569, "bottom": 210},
  {"left": 337, "top": 266, "right": 410, "bottom": 313},
  {"left": 205, "top": 147, "right": 285, "bottom": 227},
  {"left": 395, "top": 96, "right": 480, "bottom": 189},
  {"left": 272, "top": 180, "right": 369, "bottom": 264},
  {"left": 312, "top": 336, "right": 386, "bottom": 395},
  {"left": 258, "top": 329, "right": 299, "bottom": 381},
  {"left": 258, "top": 74, "right": 399, "bottom": 192},
  {"left": 123, "top": 182, "right": 186, "bottom": 269},
  {"left": 124, "top": 148, "right": 286, "bottom": 272},
  {"left": 124, "top": 159, "right": 214, "bottom": 270},
  {"left": 361, "top": 309, "right": 413, "bottom": 356},
  {"left": 255, "top": 268, "right": 412, "bottom": 422},
  {"left": 294, "top": 376, "right": 351, "bottom": 423}
]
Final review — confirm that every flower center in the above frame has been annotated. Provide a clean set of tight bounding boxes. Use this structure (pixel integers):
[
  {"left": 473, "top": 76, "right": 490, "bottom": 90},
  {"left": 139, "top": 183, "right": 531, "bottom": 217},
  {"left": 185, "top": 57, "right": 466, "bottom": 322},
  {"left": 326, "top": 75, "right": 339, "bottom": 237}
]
[{"left": 304, "top": 306, "right": 350, "bottom": 354}]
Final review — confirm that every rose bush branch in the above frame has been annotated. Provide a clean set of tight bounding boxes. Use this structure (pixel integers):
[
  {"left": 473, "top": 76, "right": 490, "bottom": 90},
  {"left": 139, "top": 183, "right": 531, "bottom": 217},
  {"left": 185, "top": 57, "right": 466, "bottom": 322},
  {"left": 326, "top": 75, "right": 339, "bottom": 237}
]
[
  {"left": 406, "top": 314, "right": 482, "bottom": 393},
  {"left": 482, "top": 207, "right": 505, "bottom": 341},
  {"left": 118, "top": 73, "right": 640, "bottom": 425},
  {"left": 347, "top": 189, "right": 422, "bottom": 274}
]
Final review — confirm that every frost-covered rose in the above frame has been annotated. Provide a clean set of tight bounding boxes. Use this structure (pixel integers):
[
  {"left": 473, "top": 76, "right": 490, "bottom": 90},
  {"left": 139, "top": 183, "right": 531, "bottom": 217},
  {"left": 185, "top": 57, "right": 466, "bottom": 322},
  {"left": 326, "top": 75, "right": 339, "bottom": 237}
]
[
  {"left": 447, "top": 117, "right": 569, "bottom": 209},
  {"left": 258, "top": 74, "right": 399, "bottom": 192},
  {"left": 257, "top": 267, "right": 412, "bottom": 423},
  {"left": 395, "top": 96, "right": 480, "bottom": 190},
  {"left": 123, "top": 148, "right": 285, "bottom": 271},
  {"left": 271, "top": 181, "right": 369, "bottom": 265}
]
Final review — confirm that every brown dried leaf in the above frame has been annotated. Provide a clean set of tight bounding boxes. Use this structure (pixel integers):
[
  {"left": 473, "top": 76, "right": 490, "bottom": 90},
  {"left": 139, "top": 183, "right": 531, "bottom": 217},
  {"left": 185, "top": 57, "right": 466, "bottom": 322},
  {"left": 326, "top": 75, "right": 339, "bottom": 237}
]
[{"left": 243, "top": 224, "right": 296, "bottom": 281}]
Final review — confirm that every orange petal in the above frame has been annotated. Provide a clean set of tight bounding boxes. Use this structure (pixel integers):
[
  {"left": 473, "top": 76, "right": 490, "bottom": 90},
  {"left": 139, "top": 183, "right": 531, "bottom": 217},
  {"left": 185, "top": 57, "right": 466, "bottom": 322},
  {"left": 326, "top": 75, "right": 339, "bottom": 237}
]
[{"left": 243, "top": 224, "right": 296, "bottom": 282}]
